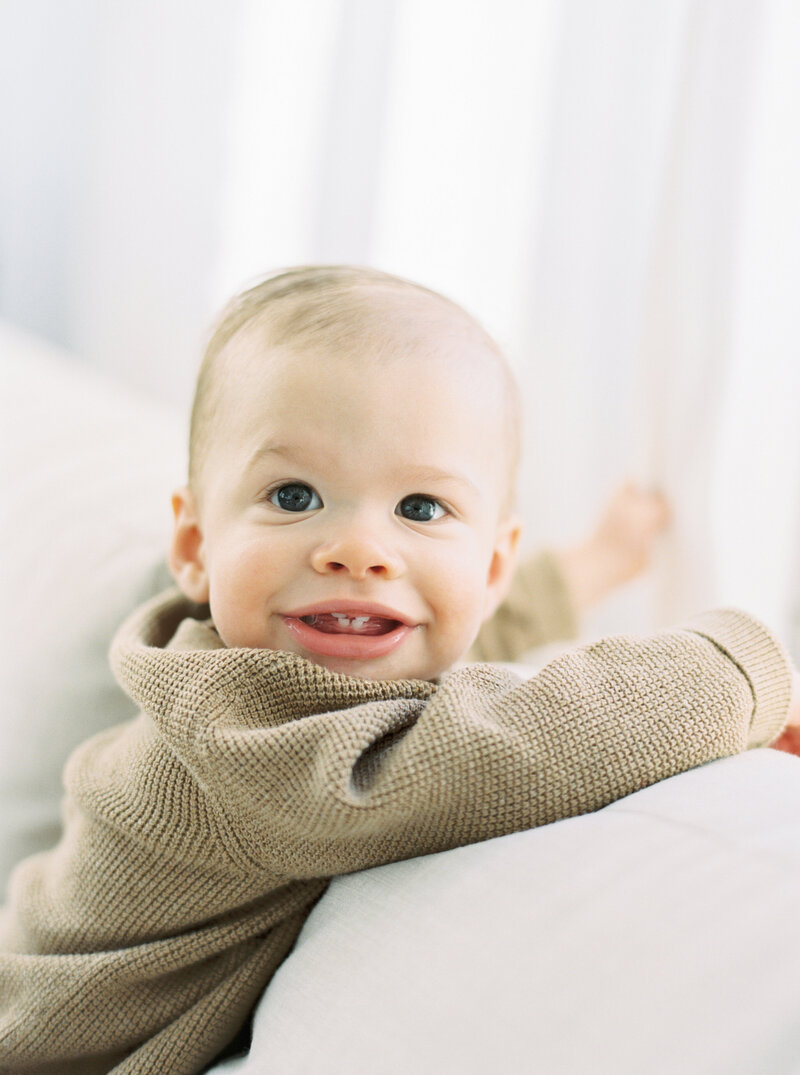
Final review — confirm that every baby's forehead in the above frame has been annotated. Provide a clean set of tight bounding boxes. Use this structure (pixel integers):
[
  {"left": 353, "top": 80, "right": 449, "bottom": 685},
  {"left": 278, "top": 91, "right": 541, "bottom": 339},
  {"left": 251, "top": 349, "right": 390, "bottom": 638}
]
[
  {"left": 192, "top": 281, "right": 520, "bottom": 501},
  {"left": 221, "top": 342, "right": 499, "bottom": 441},
  {"left": 238, "top": 287, "right": 492, "bottom": 359},
  {"left": 223, "top": 341, "right": 511, "bottom": 487}
]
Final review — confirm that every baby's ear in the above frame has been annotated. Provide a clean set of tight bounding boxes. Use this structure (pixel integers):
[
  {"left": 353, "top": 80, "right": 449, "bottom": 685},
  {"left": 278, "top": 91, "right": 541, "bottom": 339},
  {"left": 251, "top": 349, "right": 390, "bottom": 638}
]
[
  {"left": 168, "top": 486, "right": 210, "bottom": 603},
  {"left": 483, "top": 515, "right": 522, "bottom": 620}
]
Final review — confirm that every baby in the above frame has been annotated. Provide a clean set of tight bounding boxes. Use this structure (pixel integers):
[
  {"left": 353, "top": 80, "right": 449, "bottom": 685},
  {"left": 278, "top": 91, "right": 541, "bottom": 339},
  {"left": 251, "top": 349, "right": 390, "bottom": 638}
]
[{"left": 1, "top": 266, "right": 797, "bottom": 1074}]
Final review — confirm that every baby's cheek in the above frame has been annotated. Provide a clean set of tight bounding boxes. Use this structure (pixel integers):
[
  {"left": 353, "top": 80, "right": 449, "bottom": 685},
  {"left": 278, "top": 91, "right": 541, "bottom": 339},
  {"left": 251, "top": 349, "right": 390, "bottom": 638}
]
[
  {"left": 207, "top": 535, "right": 286, "bottom": 648},
  {"left": 427, "top": 551, "right": 492, "bottom": 656},
  {"left": 207, "top": 574, "right": 258, "bottom": 647}
]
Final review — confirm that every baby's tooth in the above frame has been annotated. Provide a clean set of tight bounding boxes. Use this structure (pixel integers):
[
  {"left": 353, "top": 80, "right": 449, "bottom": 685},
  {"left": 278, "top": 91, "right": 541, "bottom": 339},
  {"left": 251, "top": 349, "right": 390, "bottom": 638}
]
[
  {"left": 351, "top": 616, "right": 370, "bottom": 630},
  {"left": 332, "top": 613, "right": 351, "bottom": 626}
]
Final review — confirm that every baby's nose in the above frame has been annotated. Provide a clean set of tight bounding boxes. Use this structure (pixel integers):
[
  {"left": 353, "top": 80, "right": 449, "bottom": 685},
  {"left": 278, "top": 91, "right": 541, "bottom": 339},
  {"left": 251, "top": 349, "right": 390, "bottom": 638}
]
[{"left": 310, "top": 526, "right": 404, "bottom": 580}]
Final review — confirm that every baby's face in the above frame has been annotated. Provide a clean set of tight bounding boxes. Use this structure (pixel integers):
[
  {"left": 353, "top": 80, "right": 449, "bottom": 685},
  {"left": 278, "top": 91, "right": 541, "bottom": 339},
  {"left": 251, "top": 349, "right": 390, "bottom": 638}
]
[{"left": 171, "top": 332, "right": 519, "bottom": 681}]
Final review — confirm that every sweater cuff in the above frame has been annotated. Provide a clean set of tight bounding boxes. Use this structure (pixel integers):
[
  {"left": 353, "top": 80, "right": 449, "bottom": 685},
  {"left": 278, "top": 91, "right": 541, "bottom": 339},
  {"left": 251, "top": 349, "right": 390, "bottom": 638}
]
[{"left": 683, "top": 608, "right": 793, "bottom": 747}]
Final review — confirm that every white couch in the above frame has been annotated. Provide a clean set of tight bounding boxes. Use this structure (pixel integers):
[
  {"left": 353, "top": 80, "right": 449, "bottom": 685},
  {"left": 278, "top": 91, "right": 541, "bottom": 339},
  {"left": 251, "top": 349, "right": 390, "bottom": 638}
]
[{"left": 2, "top": 322, "right": 800, "bottom": 1074}]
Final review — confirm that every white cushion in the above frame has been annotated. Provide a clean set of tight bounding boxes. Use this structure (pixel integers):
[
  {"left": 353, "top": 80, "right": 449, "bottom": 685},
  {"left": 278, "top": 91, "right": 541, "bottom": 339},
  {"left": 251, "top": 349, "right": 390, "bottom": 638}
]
[
  {"left": 213, "top": 749, "right": 800, "bottom": 1075},
  {"left": 0, "top": 322, "right": 186, "bottom": 889}
]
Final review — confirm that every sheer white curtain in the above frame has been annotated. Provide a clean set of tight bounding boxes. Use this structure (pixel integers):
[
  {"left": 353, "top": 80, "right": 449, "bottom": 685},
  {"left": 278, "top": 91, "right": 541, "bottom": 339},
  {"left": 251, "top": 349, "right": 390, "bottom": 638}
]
[
  {"left": 2, "top": 0, "right": 799, "bottom": 644},
  {"left": 713, "top": 0, "right": 800, "bottom": 653},
  {"left": 0, "top": 0, "right": 241, "bottom": 403}
]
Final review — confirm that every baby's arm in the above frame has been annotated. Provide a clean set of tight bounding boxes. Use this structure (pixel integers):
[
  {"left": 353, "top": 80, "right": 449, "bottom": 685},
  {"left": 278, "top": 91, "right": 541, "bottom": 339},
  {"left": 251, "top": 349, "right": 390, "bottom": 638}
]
[
  {"left": 105, "top": 595, "right": 792, "bottom": 883},
  {"left": 554, "top": 481, "right": 669, "bottom": 613},
  {"left": 470, "top": 482, "right": 669, "bottom": 662},
  {"left": 269, "top": 609, "right": 791, "bottom": 865}
]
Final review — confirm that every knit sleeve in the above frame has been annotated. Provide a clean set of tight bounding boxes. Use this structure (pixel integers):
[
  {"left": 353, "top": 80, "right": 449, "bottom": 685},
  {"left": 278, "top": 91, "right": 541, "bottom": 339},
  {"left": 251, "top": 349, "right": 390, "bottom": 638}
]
[
  {"left": 169, "top": 608, "right": 792, "bottom": 880},
  {"left": 467, "top": 549, "right": 578, "bottom": 663}
]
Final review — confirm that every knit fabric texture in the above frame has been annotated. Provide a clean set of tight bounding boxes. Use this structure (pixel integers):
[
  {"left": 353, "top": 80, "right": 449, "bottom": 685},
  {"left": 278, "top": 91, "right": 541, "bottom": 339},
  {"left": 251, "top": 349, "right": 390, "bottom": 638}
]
[{"left": 0, "top": 555, "right": 792, "bottom": 1073}]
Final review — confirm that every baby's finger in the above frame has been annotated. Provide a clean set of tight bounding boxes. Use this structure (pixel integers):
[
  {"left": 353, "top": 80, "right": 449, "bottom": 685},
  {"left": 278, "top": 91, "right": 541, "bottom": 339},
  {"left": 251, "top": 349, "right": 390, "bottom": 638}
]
[{"left": 771, "top": 726, "right": 800, "bottom": 756}]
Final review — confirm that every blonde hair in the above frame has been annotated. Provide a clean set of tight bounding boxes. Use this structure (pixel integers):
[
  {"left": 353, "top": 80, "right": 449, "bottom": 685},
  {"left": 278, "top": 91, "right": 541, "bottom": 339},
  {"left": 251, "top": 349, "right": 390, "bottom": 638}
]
[{"left": 189, "top": 265, "right": 520, "bottom": 497}]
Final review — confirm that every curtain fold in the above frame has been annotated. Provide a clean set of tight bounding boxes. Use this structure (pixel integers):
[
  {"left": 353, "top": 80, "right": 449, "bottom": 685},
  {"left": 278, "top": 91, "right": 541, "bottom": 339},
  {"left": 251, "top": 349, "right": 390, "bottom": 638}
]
[{"left": 634, "top": 0, "right": 764, "bottom": 627}]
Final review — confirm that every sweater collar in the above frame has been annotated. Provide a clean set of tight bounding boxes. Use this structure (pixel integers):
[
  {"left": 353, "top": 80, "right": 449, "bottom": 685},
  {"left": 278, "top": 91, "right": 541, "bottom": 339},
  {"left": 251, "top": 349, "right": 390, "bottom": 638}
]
[{"left": 110, "top": 587, "right": 437, "bottom": 728}]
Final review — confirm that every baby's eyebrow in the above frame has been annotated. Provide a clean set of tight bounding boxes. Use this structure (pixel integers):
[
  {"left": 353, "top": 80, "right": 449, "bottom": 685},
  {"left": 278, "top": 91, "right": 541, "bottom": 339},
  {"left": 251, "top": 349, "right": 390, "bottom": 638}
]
[
  {"left": 399, "top": 465, "right": 479, "bottom": 495},
  {"left": 245, "top": 442, "right": 301, "bottom": 469},
  {"left": 246, "top": 444, "right": 479, "bottom": 496}
]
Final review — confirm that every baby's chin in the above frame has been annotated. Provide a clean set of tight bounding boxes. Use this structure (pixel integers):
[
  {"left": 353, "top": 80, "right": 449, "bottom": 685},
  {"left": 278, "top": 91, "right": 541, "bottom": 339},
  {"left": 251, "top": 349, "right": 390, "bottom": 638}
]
[{"left": 296, "top": 649, "right": 448, "bottom": 683}]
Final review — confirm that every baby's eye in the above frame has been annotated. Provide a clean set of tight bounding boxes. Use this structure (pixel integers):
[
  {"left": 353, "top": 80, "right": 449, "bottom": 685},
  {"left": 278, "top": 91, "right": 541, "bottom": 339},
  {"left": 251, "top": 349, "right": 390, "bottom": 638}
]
[
  {"left": 267, "top": 483, "right": 323, "bottom": 513},
  {"left": 396, "top": 494, "right": 447, "bottom": 523}
]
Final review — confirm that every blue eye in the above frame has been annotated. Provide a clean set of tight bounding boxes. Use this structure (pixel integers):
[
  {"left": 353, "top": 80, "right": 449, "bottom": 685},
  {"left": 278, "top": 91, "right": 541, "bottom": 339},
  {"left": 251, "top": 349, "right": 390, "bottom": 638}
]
[
  {"left": 268, "top": 483, "right": 322, "bottom": 512},
  {"left": 396, "top": 495, "right": 447, "bottom": 522}
]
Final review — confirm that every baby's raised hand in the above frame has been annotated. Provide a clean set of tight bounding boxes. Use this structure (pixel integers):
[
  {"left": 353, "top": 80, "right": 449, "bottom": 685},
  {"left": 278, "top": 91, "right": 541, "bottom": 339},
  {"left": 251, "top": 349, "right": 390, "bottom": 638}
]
[
  {"left": 591, "top": 481, "right": 670, "bottom": 582},
  {"left": 556, "top": 481, "right": 670, "bottom": 613}
]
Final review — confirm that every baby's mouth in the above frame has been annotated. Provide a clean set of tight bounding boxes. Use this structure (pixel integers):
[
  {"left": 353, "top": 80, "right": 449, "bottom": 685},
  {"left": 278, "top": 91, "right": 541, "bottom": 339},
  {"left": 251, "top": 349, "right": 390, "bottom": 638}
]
[
  {"left": 282, "top": 607, "right": 414, "bottom": 661},
  {"left": 299, "top": 612, "right": 401, "bottom": 636}
]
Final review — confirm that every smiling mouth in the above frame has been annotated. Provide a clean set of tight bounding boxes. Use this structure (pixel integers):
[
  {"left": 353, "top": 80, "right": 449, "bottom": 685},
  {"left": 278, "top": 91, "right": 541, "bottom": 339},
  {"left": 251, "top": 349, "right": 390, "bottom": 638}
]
[
  {"left": 282, "top": 611, "right": 414, "bottom": 661},
  {"left": 299, "top": 612, "right": 401, "bottom": 636}
]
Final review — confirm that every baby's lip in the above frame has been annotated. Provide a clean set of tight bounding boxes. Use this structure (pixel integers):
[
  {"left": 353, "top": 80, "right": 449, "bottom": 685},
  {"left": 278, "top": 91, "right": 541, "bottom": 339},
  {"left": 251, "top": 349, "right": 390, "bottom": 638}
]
[
  {"left": 281, "top": 599, "right": 416, "bottom": 627},
  {"left": 280, "top": 601, "right": 419, "bottom": 662}
]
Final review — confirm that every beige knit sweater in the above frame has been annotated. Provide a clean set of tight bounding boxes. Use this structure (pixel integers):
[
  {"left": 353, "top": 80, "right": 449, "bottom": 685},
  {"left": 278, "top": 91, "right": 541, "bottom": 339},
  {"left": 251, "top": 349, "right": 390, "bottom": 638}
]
[{"left": 0, "top": 554, "right": 792, "bottom": 1073}]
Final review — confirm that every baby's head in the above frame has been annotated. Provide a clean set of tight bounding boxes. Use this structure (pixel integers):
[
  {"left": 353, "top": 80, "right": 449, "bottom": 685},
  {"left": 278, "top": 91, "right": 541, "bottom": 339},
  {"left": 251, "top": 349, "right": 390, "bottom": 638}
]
[{"left": 170, "top": 265, "right": 521, "bottom": 681}]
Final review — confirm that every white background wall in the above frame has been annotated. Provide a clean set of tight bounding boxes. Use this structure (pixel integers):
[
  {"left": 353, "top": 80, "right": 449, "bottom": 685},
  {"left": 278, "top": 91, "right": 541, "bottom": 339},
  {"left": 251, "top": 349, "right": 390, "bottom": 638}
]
[{"left": 1, "top": 0, "right": 799, "bottom": 647}]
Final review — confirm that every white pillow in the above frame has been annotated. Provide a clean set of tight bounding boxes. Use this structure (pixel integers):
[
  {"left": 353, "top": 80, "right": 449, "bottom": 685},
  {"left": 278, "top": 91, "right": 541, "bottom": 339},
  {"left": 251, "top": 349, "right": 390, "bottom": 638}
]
[
  {"left": 214, "top": 749, "right": 800, "bottom": 1075},
  {"left": 0, "top": 322, "right": 186, "bottom": 889}
]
